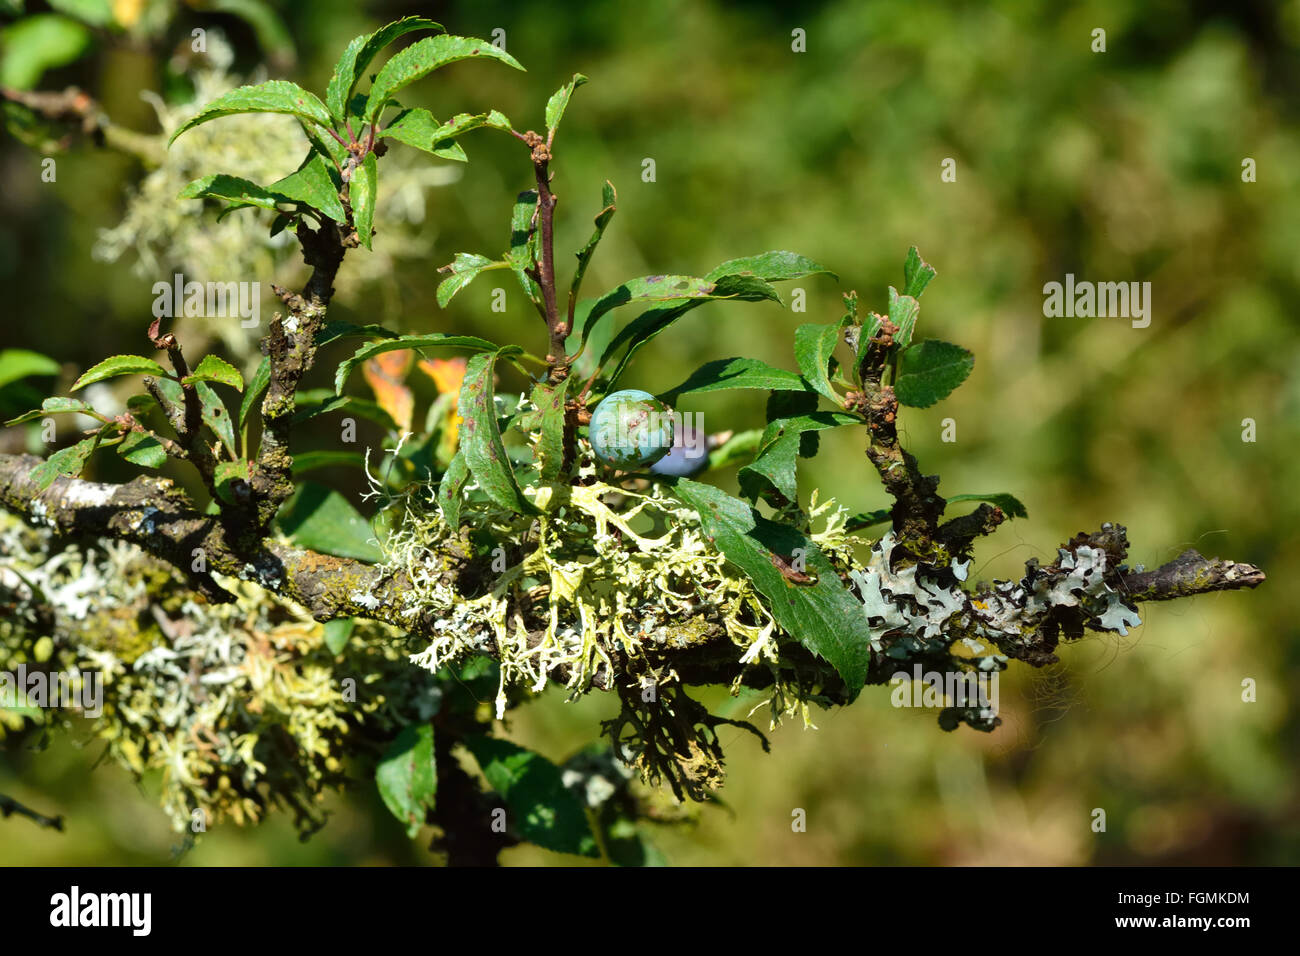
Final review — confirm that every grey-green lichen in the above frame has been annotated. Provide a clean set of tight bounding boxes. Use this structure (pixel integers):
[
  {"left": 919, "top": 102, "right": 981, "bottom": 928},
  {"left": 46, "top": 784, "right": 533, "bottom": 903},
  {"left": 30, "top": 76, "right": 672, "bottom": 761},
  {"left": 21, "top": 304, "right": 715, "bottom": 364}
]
[{"left": 0, "top": 512, "right": 439, "bottom": 835}]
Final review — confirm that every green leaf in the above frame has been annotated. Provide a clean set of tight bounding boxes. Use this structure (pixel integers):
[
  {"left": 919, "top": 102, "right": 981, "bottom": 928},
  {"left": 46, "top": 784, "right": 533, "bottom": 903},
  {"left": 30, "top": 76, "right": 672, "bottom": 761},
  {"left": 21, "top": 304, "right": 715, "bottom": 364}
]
[
  {"left": 179, "top": 173, "right": 286, "bottom": 214},
  {"left": 195, "top": 382, "right": 236, "bottom": 457},
  {"left": 294, "top": 392, "right": 398, "bottom": 431},
  {"left": 945, "top": 492, "right": 1028, "bottom": 520},
  {"left": 269, "top": 152, "right": 347, "bottom": 222},
  {"left": 437, "top": 253, "right": 508, "bottom": 308},
  {"left": 6, "top": 396, "right": 96, "bottom": 426},
  {"left": 380, "top": 108, "right": 469, "bottom": 161},
  {"left": 533, "top": 377, "right": 571, "bottom": 481},
  {"left": 277, "top": 481, "right": 382, "bottom": 562},
  {"left": 327, "top": 17, "right": 444, "bottom": 122},
  {"left": 844, "top": 508, "right": 892, "bottom": 532},
  {"left": 599, "top": 252, "right": 817, "bottom": 389},
  {"left": 71, "top": 355, "right": 166, "bottom": 391},
  {"left": 462, "top": 736, "right": 598, "bottom": 858},
  {"left": 893, "top": 340, "right": 974, "bottom": 408},
  {"left": 376, "top": 722, "right": 437, "bottom": 838},
  {"left": 673, "top": 480, "right": 871, "bottom": 694},
  {"left": 118, "top": 430, "right": 166, "bottom": 469},
  {"left": 545, "top": 73, "right": 587, "bottom": 133},
  {"left": 659, "top": 357, "right": 810, "bottom": 403},
  {"left": 28, "top": 435, "right": 98, "bottom": 491},
  {"left": 794, "top": 320, "right": 849, "bottom": 405},
  {"left": 887, "top": 287, "right": 920, "bottom": 350},
  {"left": 427, "top": 109, "right": 514, "bottom": 141},
  {"left": 0, "top": 349, "right": 58, "bottom": 389},
  {"left": 903, "top": 246, "right": 936, "bottom": 299},
  {"left": 169, "top": 80, "right": 332, "bottom": 146},
  {"left": 316, "top": 321, "right": 401, "bottom": 347},
  {"left": 459, "top": 350, "right": 535, "bottom": 515},
  {"left": 737, "top": 411, "right": 857, "bottom": 504},
  {"left": 47, "top": 0, "right": 113, "bottom": 28},
  {"left": 704, "top": 251, "right": 837, "bottom": 283},
  {"left": 291, "top": 450, "right": 365, "bottom": 475},
  {"left": 707, "top": 429, "right": 763, "bottom": 470},
  {"left": 334, "top": 334, "right": 497, "bottom": 394},
  {"left": 507, "top": 190, "right": 543, "bottom": 311},
  {"left": 182, "top": 354, "right": 244, "bottom": 391},
  {"left": 322, "top": 617, "right": 355, "bottom": 655},
  {"left": 366, "top": 35, "right": 524, "bottom": 124},
  {"left": 350, "top": 152, "right": 378, "bottom": 249},
  {"left": 0, "top": 14, "right": 91, "bottom": 90},
  {"left": 238, "top": 356, "right": 271, "bottom": 433},
  {"left": 213, "top": 460, "right": 250, "bottom": 504},
  {"left": 569, "top": 180, "right": 616, "bottom": 312},
  {"left": 580, "top": 273, "right": 774, "bottom": 355},
  {"left": 436, "top": 450, "right": 470, "bottom": 528}
]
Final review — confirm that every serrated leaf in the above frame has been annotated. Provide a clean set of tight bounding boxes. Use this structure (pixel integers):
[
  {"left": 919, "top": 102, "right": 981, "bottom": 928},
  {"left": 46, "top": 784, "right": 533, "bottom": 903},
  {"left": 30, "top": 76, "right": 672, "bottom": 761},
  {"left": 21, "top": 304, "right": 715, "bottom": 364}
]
[
  {"left": 673, "top": 479, "right": 871, "bottom": 694},
  {"left": 437, "top": 450, "right": 470, "bottom": 528},
  {"left": 437, "top": 253, "right": 507, "bottom": 308},
  {"left": 178, "top": 173, "right": 282, "bottom": 212},
  {"left": 376, "top": 722, "right": 437, "bottom": 838},
  {"left": 6, "top": 396, "right": 96, "bottom": 426},
  {"left": 888, "top": 287, "right": 920, "bottom": 350},
  {"left": 459, "top": 350, "right": 535, "bottom": 515},
  {"left": 182, "top": 354, "right": 244, "bottom": 391},
  {"left": 945, "top": 492, "right": 1027, "bottom": 520},
  {"left": 0, "top": 349, "right": 59, "bottom": 389},
  {"left": 893, "top": 340, "right": 974, "bottom": 408},
  {"left": 659, "top": 357, "right": 809, "bottom": 403},
  {"left": 428, "top": 109, "right": 514, "bottom": 141},
  {"left": 462, "top": 736, "right": 598, "bottom": 858},
  {"left": 704, "top": 251, "right": 837, "bottom": 283},
  {"left": 169, "top": 80, "right": 332, "bottom": 146},
  {"left": 545, "top": 72, "right": 587, "bottom": 133},
  {"left": 118, "top": 430, "right": 166, "bottom": 468},
  {"left": 28, "top": 435, "right": 98, "bottom": 491},
  {"left": 569, "top": 180, "right": 616, "bottom": 314},
  {"left": 334, "top": 334, "right": 497, "bottom": 394},
  {"left": 533, "top": 377, "right": 571, "bottom": 481},
  {"left": 366, "top": 35, "right": 524, "bottom": 124},
  {"left": 380, "top": 108, "right": 469, "bottom": 162},
  {"left": 71, "top": 354, "right": 166, "bottom": 391},
  {"left": 794, "top": 320, "right": 849, "bottom": 404},
  {"left": 277, "top": 481, "right": 382, "bottom": 562},
  {"left": 327, "top": 17, "right": 444, "bottom": 122},
  {"left": 238, "top": 356, "right": 270, "bottom": 434},
  {"left": 350, "top": 152, "right": 378, "bottom": 249},
  {"left": 903, "top": 246, "right": 936, "bottom": 299},
  {"left": 194, "top": 382, "right": 236, "bottom": 457},
  {"left": 269, "top": 152, "right": 347, "bottom": 222}
]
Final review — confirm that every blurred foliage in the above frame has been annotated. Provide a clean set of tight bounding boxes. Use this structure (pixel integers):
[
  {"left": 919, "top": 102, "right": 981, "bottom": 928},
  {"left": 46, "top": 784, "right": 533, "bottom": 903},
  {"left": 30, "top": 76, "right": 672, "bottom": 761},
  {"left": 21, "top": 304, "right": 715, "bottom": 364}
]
[{"left": 1, "top": 0, "right": 1297, "bottom": 864}]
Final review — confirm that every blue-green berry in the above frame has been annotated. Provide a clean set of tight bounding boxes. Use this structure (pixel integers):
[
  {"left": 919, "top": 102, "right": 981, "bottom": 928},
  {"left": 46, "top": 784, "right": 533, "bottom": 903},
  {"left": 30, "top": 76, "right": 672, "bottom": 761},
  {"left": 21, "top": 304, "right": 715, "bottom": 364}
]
[{"left": 588, "top": 389, "right": 676, "bottom": 469}]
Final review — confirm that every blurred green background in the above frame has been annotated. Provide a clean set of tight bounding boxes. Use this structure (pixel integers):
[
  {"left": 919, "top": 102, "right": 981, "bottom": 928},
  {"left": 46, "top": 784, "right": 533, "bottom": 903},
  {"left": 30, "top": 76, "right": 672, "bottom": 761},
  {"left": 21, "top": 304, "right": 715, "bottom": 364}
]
[{"left": 1, "top": 0, "right": 1298, "bottom": 865}]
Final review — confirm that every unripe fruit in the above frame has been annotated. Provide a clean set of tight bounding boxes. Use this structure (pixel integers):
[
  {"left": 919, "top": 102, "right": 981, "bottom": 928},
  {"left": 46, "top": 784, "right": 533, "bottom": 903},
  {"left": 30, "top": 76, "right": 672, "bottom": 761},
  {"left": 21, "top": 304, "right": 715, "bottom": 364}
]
[
  {"left": 588, "top": 389, "right": 676, "bottom": 469},
  {"left": 649, "top": 418, "right": 708, "bottom": 477}
]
